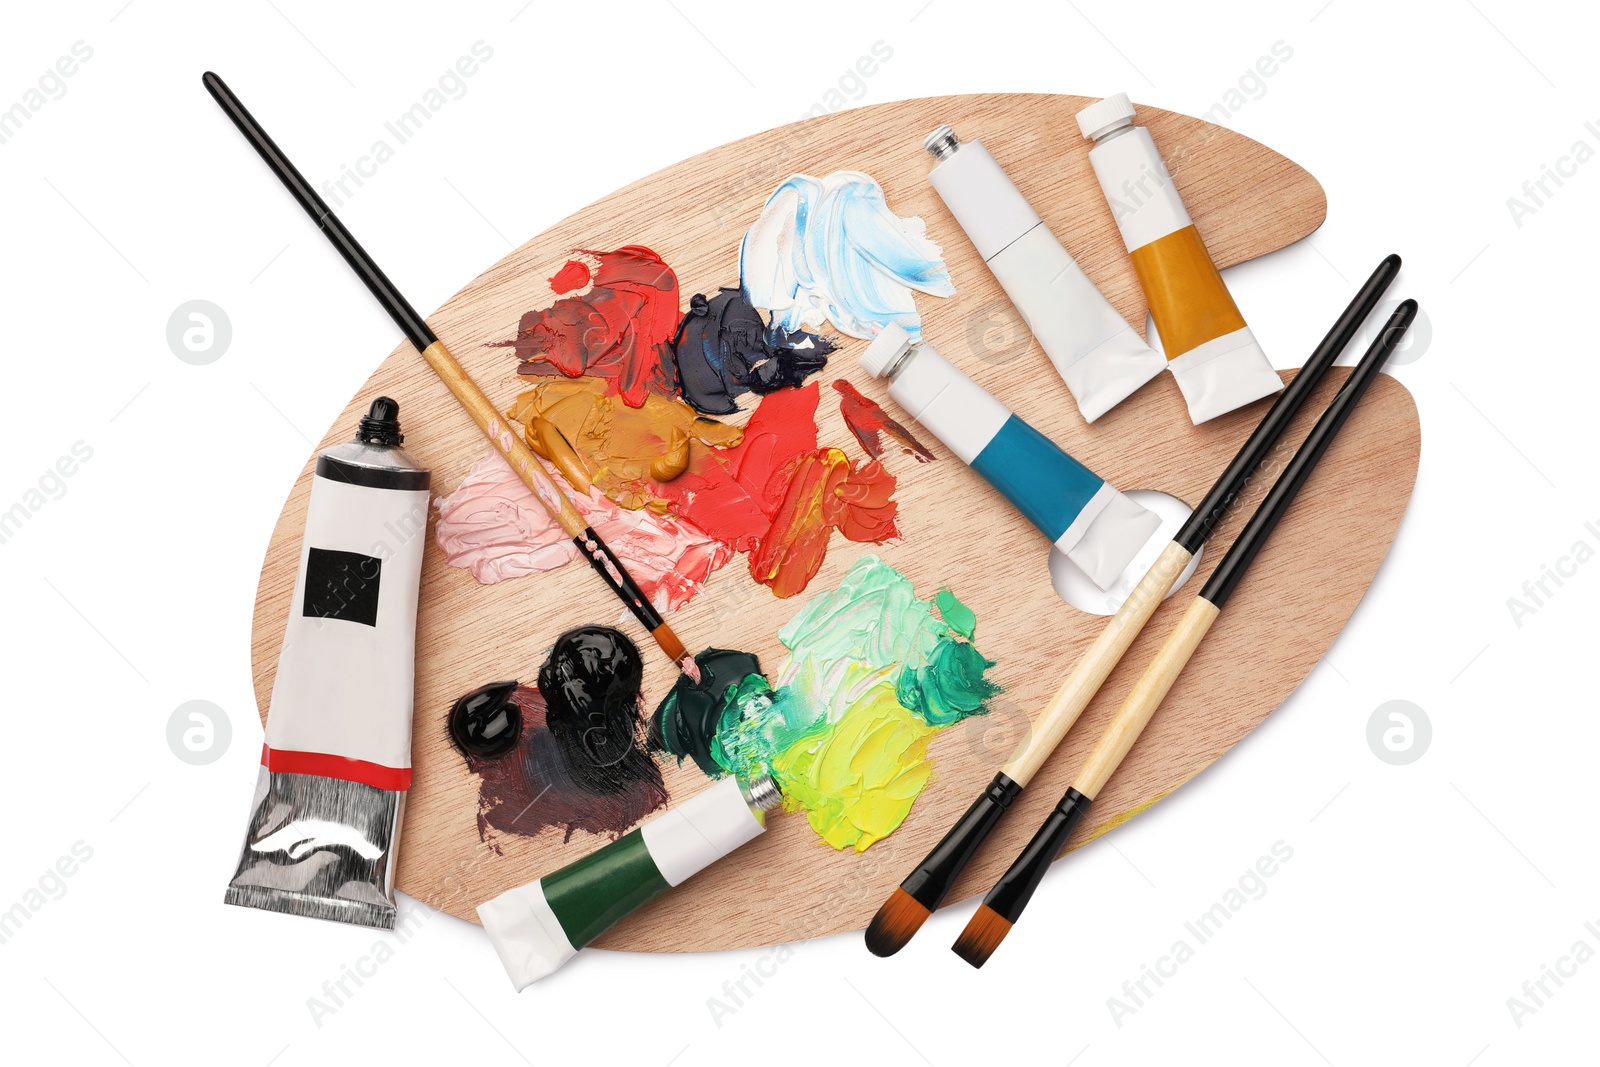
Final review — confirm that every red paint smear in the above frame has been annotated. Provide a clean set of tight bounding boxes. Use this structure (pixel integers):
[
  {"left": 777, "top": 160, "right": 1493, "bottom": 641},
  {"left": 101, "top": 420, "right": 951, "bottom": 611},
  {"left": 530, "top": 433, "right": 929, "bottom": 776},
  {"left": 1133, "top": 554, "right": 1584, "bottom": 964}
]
[
  {"left": 548, "top": 259, "right": 591, "bottom": 294},
  {"left": 750, "top": 449, "right": 899, "bottom": 598},
  {"left": 496, "top": 246, "right": 680, "bottom": 407},
  {"left": 660, "top": 383, "right": 899, "bottom": 597},
  {"left": 833, "top": 379, "right": 937, "bottom": 463},
  {"left": 658, "top": 383, "right": 820, "bottom": 552}
]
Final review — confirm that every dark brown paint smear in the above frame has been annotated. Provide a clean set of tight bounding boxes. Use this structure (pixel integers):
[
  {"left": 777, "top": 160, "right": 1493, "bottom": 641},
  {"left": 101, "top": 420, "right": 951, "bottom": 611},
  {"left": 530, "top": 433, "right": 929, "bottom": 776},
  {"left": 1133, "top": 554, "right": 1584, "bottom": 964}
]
[{"left": 462, "top": 682, "right": 668, "bottom": 848}]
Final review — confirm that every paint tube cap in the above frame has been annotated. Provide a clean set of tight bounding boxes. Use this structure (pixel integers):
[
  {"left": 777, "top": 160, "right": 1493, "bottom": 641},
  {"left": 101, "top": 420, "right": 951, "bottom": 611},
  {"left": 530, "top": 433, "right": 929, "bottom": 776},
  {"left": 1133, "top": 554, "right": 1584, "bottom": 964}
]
[
  {"left": 1077, "top": 93, "right": 1136, "bottom": 140},
  {"left": 356, "top": 396, "right": 404, "bottom": 445},
  {"left": 861, "top": 323, "right": 916, "bottom": 378}
]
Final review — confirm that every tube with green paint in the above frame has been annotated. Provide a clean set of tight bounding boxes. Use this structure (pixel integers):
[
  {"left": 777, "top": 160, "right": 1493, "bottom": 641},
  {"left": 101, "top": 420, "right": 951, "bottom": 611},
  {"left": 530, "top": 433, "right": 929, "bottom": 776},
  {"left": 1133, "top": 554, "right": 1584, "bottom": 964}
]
[{"left": 478, "top": 775, "right": 782, "bottom": 989}]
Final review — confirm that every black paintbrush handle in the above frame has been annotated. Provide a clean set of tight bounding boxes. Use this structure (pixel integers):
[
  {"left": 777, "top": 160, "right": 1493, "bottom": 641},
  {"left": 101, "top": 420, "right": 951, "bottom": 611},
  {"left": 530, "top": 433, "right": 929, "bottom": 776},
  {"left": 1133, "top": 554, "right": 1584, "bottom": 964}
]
[
  {"left": 574, "top": 528, "right": 666, "bottom": 634},
  {"left": 202, "top": 72, "right": 436, "bottom": 352},
  {"left": 1202, "top": 298, "right": 1418, "bottom": 609},
  {"left": 982, "top": 789, "right": 1092, "bottom": 923},
  {"left": 1175, "top": 254, "right": 1402, "bottom": 554},
  {"left": 900, "top": 772, "right": 1023, "bottom": 910}
]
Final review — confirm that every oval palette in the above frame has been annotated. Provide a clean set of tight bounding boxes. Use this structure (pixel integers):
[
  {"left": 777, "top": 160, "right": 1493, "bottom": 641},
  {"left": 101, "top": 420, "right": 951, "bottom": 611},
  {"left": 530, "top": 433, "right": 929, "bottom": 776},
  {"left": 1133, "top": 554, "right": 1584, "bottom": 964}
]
[{"left": 250, "top": 93, "right": 1417, "bottom": 951}]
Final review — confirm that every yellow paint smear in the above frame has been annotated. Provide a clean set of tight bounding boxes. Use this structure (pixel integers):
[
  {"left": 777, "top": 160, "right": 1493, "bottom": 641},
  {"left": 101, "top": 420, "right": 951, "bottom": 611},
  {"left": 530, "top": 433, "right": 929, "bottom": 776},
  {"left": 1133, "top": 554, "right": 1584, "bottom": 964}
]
[{"left": 772, "top": 682, "right": 937, "bottom": 852}]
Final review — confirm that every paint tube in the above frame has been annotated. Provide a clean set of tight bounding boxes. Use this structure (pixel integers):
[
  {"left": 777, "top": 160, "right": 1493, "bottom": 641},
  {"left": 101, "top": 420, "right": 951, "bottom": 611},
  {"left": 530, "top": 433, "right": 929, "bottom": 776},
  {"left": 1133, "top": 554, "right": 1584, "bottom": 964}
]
[
  {"left": 225, "top": 398, "right": 431, "bottom": 930},
  {"left": 861, "top": 324, "right": 1160, "bottom": 590},
  {"left": 478, "top": 775, "right": 781, "bottom": 989},
  {"left": 923, "top": 125, "right": 1166, "bottom": 423},
  {"left": 1077, "top": 93, "right": 1284, "bottom": 424}
]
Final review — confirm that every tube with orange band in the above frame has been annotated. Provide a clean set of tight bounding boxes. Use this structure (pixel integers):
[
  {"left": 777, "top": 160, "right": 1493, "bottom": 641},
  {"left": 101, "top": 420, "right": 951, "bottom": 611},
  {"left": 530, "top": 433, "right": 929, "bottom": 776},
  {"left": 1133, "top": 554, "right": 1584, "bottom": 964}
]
[{"left": 1077, "top": 93, "right": 1284, "bottom": 424}]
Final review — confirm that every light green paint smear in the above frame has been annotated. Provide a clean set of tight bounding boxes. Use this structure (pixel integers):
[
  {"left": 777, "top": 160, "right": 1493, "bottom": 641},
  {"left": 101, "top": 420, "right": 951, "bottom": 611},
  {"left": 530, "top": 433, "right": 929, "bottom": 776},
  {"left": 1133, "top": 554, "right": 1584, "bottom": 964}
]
[
  {"left": 935, "top": 587, "right": 977, "bottom": 639},
  {"left": 705, "top": 555, "right": 1000, "bottom": 851}
]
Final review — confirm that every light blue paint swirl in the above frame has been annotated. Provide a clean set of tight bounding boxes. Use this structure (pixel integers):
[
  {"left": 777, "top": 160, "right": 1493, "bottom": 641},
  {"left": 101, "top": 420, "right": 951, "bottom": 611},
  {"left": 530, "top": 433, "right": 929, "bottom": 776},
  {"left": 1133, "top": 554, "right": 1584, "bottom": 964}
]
[{"left": 740, "top": 171, "right": 955, "bottom": 341}]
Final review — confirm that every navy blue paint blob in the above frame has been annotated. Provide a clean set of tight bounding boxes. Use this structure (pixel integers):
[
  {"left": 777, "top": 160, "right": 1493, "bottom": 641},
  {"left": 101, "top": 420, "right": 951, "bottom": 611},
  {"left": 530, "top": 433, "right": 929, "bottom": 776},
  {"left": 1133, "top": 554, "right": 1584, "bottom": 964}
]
[{"left": 671, "top": 287, "right": 834, "bottom": 415}]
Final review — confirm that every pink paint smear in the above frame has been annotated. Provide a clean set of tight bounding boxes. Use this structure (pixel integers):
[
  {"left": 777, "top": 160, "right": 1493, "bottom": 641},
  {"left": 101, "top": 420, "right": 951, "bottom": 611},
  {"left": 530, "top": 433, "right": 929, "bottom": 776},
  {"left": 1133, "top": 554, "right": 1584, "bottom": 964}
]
[{"left": 434, "top": 451, "right": 732, "bottom": 612}]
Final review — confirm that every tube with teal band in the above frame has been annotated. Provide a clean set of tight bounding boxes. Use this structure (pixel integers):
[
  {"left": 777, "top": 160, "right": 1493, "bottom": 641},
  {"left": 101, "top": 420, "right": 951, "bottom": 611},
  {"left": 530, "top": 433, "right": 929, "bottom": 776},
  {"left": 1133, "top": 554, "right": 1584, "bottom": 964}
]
[
  {"left": 478, "top": 775, "right": 780, "bottom": 990},
  {"left": 860, "top": 323, "right": 1159, "bottom": 589}
]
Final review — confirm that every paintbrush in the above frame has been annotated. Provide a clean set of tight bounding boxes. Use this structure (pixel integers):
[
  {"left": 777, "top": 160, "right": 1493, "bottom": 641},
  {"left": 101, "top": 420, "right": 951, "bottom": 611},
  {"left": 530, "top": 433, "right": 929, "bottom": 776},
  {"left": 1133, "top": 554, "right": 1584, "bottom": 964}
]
[
  {"left": 952, "top": 298, "right": 1418, "bottom": 968},
  {"left": 865, "top": 254, "right": 1403, "bottom": 957},
  {"left": 202, "top": 72, "right": 698, "bottom": 675}
]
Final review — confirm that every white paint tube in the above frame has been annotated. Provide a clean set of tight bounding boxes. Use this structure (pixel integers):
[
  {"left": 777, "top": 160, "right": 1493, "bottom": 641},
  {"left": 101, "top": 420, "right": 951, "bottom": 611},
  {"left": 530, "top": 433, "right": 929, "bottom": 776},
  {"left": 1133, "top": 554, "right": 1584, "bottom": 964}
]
[
  {"left": 224, "top": 398, "right": 431, "bottom": 930},
  {"left": 923, "top": 125, "right": 1167, "bottom": 423}
]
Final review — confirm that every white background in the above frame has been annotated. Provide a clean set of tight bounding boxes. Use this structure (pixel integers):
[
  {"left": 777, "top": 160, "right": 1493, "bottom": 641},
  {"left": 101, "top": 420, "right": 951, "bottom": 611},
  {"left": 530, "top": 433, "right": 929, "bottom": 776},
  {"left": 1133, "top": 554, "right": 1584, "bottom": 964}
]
[{"left": 1, "top": 2, "right": 1594, "bottom": 1064}]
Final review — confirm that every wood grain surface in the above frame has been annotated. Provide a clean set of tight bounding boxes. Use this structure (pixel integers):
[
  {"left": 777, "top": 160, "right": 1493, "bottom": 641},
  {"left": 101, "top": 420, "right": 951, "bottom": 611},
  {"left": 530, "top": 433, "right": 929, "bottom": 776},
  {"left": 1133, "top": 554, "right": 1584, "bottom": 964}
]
[{"left": 249, "top": 93, "right": 1417, "bottom": 952}]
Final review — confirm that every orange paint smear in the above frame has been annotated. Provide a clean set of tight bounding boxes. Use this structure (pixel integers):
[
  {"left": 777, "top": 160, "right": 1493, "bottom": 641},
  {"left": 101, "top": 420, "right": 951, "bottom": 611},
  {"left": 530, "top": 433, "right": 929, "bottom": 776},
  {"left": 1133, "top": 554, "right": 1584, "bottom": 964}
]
[
  {"left": 507, "top": 377, "right": 743, "bottom": 512},
  {"left": 750, "top": 449, "right": 899, "bottom": 598},
  {"left": 1127, "top": 225, "right": 1247, "bottom": 360}
]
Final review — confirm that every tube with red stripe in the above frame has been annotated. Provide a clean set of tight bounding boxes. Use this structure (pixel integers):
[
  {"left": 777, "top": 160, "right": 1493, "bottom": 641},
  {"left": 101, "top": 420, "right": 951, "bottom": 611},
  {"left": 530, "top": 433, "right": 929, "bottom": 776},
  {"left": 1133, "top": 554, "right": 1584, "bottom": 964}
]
[{"left": 225, "top": 397, "right": 431, "bottom": 930}]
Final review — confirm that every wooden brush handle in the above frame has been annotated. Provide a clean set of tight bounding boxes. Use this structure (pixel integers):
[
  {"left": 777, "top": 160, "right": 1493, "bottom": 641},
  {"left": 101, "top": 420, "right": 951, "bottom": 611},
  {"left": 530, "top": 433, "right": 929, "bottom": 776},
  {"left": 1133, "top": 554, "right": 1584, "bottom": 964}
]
[
  {"left": 1074, "top": 595, "right": 1220, "bottom": 798},
  {"left": 419, "top": 339, "right": 588, "bottom": 537},
  {"left": 1002, "top": 540, "right": 1194, "bottom": 785},
  {"left": 420, "top": 340, "right": 684, "bottom": 659}
]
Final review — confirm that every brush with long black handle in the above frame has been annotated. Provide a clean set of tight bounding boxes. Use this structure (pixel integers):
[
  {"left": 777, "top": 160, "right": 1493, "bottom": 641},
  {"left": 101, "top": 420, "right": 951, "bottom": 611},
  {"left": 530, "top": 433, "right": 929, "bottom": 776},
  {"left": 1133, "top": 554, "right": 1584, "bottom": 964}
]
[
  {"left": 202, "top": 72, "right": 699, "bottom": 675},
  {"left": 865, "top": 255, "right": 1403, "bottom": 957},
  {"left": 951, "top": 298, "right": 1418, "bottom": 968}
]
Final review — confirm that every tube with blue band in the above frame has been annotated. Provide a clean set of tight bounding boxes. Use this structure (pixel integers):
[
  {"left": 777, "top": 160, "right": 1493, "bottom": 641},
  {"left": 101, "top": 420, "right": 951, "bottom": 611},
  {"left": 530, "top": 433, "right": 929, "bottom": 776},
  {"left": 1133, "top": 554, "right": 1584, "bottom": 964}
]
[{"left": 861, "top": 324, "right": 1159, "bottom": 589}]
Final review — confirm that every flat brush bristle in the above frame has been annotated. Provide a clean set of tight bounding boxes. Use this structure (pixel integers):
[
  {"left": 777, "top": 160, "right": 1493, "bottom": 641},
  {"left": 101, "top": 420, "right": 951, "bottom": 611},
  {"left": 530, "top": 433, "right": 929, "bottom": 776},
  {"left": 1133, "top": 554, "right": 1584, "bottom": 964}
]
[
  {"left": 864, "top": 888, "right": 930, "bottom": 957},
  {"left": 951, "top": 905, "right": 1012, "bottom": 969}
]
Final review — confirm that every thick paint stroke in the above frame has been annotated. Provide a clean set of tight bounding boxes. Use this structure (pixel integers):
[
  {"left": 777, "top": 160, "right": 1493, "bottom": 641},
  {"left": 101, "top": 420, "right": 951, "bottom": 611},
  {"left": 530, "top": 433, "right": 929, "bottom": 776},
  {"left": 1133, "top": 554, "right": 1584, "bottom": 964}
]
[
  {"left": 748, "top": 448, "right": 898, "bottom": 598},
  {"left": 740, "top": 171, "right": 955, "bottom": 341},
  {"left": 833, "top": 379, "right": 936, "bottom": 463},
  {"left": 494, "top": 246, "right": 681, "bottom": 407},
  {"left": 659, "top": 383, "right": 900, "bottom": 597},
  {"left": 650, "top": 556, "right": 999, "bottom": 850},
  {"left": 537, "top": 626, "right": 665, "bottom": 799},
  {"left": 672, "top": 287, "right": 834, "bottom": 416},
  {"left": 506, "top": 377, "right": 743, "bottom": 511},
  {"left": 433, "top": 450, "right": 731, "bottom": 612}
]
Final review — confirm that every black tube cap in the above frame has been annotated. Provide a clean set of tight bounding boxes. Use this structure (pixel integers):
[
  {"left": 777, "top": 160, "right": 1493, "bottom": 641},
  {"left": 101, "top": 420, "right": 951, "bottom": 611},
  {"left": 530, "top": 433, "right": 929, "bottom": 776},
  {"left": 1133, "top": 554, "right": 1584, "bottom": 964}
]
[{"left": 357, "top": 396, "right": 404, "bottom": 445}]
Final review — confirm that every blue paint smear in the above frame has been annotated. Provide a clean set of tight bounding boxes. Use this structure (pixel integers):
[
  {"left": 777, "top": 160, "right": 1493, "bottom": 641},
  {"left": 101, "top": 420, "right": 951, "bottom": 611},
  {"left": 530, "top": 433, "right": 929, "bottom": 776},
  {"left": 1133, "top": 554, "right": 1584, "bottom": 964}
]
[{"left": 740, "top": 172, "right": 955, "bottom": 342}]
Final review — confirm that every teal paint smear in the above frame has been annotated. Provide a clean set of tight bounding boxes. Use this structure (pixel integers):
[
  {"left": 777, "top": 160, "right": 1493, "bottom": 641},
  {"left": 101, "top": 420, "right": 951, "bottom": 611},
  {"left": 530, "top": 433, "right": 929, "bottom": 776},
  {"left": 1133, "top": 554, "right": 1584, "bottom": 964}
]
[
  {"left": 898, "top": 638, "right": 999, "bottom": 727},
  {"left": 649, "top": 555, "right": 1001, "bottom": 851}
]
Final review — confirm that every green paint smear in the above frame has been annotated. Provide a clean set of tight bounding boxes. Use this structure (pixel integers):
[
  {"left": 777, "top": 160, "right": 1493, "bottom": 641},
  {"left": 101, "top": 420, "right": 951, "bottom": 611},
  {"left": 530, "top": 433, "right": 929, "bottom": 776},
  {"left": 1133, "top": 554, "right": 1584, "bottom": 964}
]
[
  {"left": 650, "top": 555, "right": 1001, "bottom": 851},
  {"left": 935, "top": 587, "right": 977, "bottom": 639}
]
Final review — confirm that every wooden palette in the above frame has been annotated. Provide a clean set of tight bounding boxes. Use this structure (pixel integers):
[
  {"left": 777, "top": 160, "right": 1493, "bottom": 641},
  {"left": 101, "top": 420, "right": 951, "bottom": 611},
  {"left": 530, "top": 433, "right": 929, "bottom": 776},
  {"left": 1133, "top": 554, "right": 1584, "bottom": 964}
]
[{"left": 251, "top": 93, "right": 1418, "bottom": 951}]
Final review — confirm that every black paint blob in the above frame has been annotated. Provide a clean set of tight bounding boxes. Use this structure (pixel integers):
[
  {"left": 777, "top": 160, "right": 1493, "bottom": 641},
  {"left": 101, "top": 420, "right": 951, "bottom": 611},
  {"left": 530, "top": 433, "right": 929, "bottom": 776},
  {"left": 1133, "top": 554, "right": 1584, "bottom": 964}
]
[
  {"left": 537, "top": 626, "right": 663, "bottom": 797},
  {"left": 448, "top": 680, "right": 523, "bottom": 758},
  {"left": 671, "top": 288, "right": 834, "bottom": 415}
]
